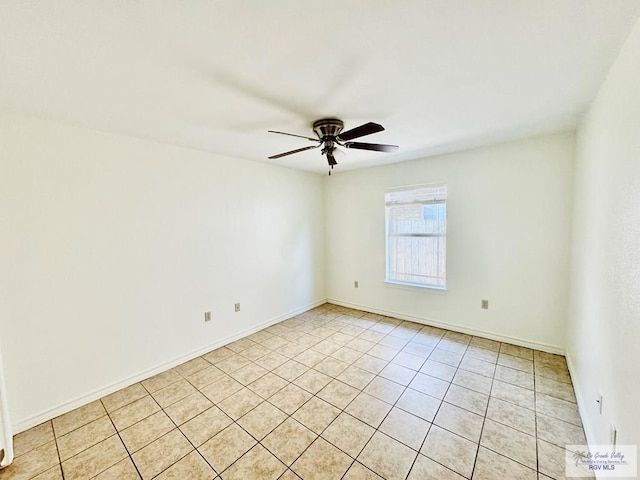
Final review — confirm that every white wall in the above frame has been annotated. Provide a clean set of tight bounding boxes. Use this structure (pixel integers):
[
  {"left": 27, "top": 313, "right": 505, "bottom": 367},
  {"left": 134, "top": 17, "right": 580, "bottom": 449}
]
[
  {"left": 325, "top": 133, "right": 575, "bottom": 352},
  {"left": 0, "top": 115, "right": 325, "bottom": 432},
  {"left": 567, "top": 18, "right": 640, "bottom": 447}
]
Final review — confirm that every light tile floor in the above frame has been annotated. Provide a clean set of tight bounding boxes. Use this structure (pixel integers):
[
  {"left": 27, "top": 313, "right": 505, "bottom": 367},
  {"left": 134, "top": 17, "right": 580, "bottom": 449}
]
[{"left": 2, "top": 304, "right": 593, "bottom": 480}]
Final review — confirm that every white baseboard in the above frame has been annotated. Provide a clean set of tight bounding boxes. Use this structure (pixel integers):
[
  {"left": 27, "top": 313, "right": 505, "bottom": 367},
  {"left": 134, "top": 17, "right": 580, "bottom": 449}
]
[
  {"left": 327, "top": 298, "right": 565, "bottom": 355},
  {"left": 565, "top": 350, "right": 595, "bottom": 444},
  {"left": 13, "top": 298, "right": 327, "bottom": 434}
]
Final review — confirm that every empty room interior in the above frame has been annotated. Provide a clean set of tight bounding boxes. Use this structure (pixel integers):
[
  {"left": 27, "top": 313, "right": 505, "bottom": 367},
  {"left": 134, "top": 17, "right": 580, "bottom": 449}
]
[{"left": 1, "top": 2, "right": 640, "bottom": 480}]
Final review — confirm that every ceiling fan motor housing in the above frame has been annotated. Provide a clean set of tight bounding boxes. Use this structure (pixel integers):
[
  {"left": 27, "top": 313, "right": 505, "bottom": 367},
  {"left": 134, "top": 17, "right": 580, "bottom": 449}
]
[{"left": 312, "top": 118, "right": 344, "bottom": 140}]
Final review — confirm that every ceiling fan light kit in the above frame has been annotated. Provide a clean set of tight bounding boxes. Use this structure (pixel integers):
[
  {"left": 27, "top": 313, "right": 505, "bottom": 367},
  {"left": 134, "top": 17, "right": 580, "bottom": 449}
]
[{"left": 268, "top": 118, "right": 398, "bottom": 175}]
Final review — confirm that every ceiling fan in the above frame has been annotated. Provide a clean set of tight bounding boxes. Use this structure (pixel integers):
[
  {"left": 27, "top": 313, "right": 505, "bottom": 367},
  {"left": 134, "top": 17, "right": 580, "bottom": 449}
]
[{"left": 268, "top": 118, "right": 399, "bottom": 175}]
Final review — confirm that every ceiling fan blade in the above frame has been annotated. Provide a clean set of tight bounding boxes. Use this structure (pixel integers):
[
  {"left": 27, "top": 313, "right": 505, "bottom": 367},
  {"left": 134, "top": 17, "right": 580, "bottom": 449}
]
[
  {"left": 344, "top": 142, "right": 399, "bottom": 153},
  {"left": 268, "top": 130, "right": 319, "bottom": 142},
  {"left": 337, "top": 122, "right": 384, "bottom": 141},
  {"left": 326, "top": 151, "right": 338, "bottom": 166},
  {"left": 268, "top": 144, "right": 320, "bottom": 159}
]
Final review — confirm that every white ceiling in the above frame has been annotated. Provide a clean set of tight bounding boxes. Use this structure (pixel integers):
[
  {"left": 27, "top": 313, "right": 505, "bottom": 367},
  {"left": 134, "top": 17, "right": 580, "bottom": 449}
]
[{"left": 2, "top": 1, "right": 639, "bottom": 174}]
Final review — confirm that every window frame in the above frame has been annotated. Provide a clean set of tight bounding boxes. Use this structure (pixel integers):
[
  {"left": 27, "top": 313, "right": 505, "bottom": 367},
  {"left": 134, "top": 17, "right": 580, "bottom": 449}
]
[{"left": 384, "top": 183, "right": 448, "bottom": 291}]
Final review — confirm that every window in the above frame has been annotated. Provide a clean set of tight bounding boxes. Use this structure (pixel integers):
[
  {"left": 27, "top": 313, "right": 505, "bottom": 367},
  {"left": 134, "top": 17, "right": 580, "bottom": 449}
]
[{"left": 385, "top": 184, "right": 447, "bottom": 289}]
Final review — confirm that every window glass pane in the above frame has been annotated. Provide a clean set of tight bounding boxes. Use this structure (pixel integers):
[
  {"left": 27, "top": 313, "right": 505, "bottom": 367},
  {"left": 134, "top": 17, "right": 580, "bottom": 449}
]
[{"left": 385, "top": 184, "right": 446, "bottom": 289}]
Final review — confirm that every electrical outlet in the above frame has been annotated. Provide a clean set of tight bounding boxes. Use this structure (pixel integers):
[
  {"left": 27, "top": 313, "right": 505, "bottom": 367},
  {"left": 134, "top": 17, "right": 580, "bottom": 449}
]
[
  {"left": 204, "top": 311, "right": 211, "bottom": 322},
  {"left": 354, "top": 280, "right": 359, "bottom": 288},
  {"left": 610, "top": 423, "right": 617, "bottom": 449},
  {"left": 234, "top": 303, "right": 240, "bottom": 312},
  {"left": 597, "top": 392, "right": 603, "bottom": 414},
  {"left": 481, "top": 299, "right": 489, "bottom": 309}
]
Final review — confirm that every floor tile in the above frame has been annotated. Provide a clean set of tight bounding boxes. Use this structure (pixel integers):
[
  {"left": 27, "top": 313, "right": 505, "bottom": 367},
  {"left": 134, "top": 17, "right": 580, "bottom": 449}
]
[
  {"left": 421, "top": 426, "right": 478, "bottom": 478},
  {"left": 420, "top": 359, "right": 457, "bottom": 382},
  {"left": 31, "top": 464, "right": 65, "bottom": 480},
  {"left": 120, "top": 410, "right": 174, "bottom": 453},
  {"left": 237, "top": 401, "right": 288, "bottom": 440},
  {"left": 291, "top": 438, "right": 352, "bottom": 480},
  {"left": 268, "top": 383, "right": 313, "bottom": 415},
  {"left": 230, "top": 362, "right": 269, "bottom": 386},
  {"left": 409, "top": 372, "right": 450, "bottom": 399},
  {"left": 273, "top": 360, "right": 308, "bottom": 382},
  {"left": 240, "top": 343, "right": 272, "bottom": 362},
  {"left": 500, "top": 343, "right": 534, "bottom": 360},
  {"left": 259, "top": 351, "right": 289, "bottom": 371},
  {"left": 292, "top": 397, "right": 340, "bottom": 434},
  {"left": 221, "top": 444, "right": 286, "bottom": 480},
  {"left": 535, "top": 376, "right": 577, "bottom": 403},
  {"left": 0, "top": 440, "right": 59, "bottom": 480},
  {"left": 292, "top": 369, "right": 332, "bottom": 394},
  {"left": 537, "top": 439, "right": 595, "bottom": 479},
  {"left": 131, "top": 429, "right": 192, "bottom": 480},
  {"left": 536, "top": 413, "right": 587, "bottom": 448},
  {"left": 164, "top": 391, "right": 213, "bottom": 425},
  {"left": 480, "top": 419, "right": 537, "bottom": 469},
  {"left": 363, "top": 376, "right": 405, "bottom": 404},
  {"left": 151, "top": 378, "right": 197, "bottom": 408},
  {"left": 216, "top": 354, "right": 251, "bottom": 374},
  {"left": 428, "top": 348, "right": 463, "bottom": 367},
  {"left": 358, "top": 431, "right": 417, "bottom": 480},
  {"left": 62, "top": 435, "right": 128, "bottom": 480},
  {"left": 379, "top": 407, "right": 430, "bottom": 450},
  {"left": 52, "top": 400, "right": 107, "bottom": 437},
  {"left": 407, "top": 454, "right": 466, "bottom": 480},
  {"left": 175, "top": 356, "right": 211, "bottom": 377},
  {"left": 444, "top": 384, "right": 489, "bottom": 416},
  {"left": 218, "top": 387, "right": 263, "bottom": 420},
  {"left": 491, "top": 380, "right": 535, "bottom": 410},
  {"left": 337, "top": 365, "right": 375, "bottom": 390},
  {"left": 535, "top": 362, "right": 572, "bottom": 384},
  {"left": 342, "top": 461, "right": 383, "bottom": 479},
  {"left": 452, "top": 369, "right": 493, "bottom": 395},
  {"left": 262, "top": 418, "right": 318, "bottom": 466},
  {"left": 353, "top": 354, "right": 388, "bottom": 374},
  {"left": 180, "top": 405, "right": 233, "bottom": 446},
  {"left": 293, "top": 349, "right": 327, "bottom": 368},
  {"left": 101, "top": 384, "right": 148, "bottom": 413},
  {"left": 202, "top": 346, "right": 234, "bottom": 364},
  {"left": 57, "top": 415, "right": 116, "bottom": 461},
  {"left": 12, "top": 306, "right": 592, "bottom": 480},
  {"left": 459, "top": 356, "right": 496, "bottom": 377},
  {"left": 322, "top": 412, "right": 375, "bottom": 458},
  {"left": 535, "top": 392, "right": 582, "bottom": 426},
  {"left": 200, "top": 375, "right": 243, "bottom": 404},
  {"left": 396, "top": 388, "right": 441, "bottom": 422},
  {"left": 313, "top": 356, "right": 349, "bottom": 377},
  {"left": 345, "top": 392, "right": 393, "bottom": 428},
  {"left": 485, "top": 397, "right": 536, "bottom": 436},
  {"left": 199, "top": 424, "right": 257, "bottom": 473},
  {"left": 13, "top": 421, "right": 54, "bottom": 457},
  {"left": 464, "top": 346, "right": 499, "bottom": 363},
  {"left": 317, "top": 379, "right": 359, "bottom": 409},
  {"left": 391, "top": 351, "right": 426, "bottom": 371},
  {"left": 434, "top": 402, "right": 484, "bottom": 442},
  {"left": 379, "top": 363, "right": 416, "bottom": 386},
  {"left": 495, "top": 365, "right": 534, "bottom": 390},
  {"left": 185, "top": 365, "right": 227, "bottom": 390},
  {"left": 331, "top": 346, "right": 364, "bottom": 364},
  {"left": 472, "top": 446, "right": 537, "bottom": 480},
  {"left": 247, "top": 372, "right": 289, "bottom": 399},
  {"left": 498, "top": 352, "right": 534, "bottom": 373},
  {"left": 93, "top": 457, "right": 140, "bottom": 479},
  {"left": 141, "top": 369, "right": 182, "bottom": 393}
]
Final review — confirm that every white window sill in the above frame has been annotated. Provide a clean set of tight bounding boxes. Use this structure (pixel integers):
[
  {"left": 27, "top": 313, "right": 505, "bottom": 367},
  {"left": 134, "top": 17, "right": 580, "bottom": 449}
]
[{"left": 384, "top": 280, "right": 447, "bottom": 294}]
